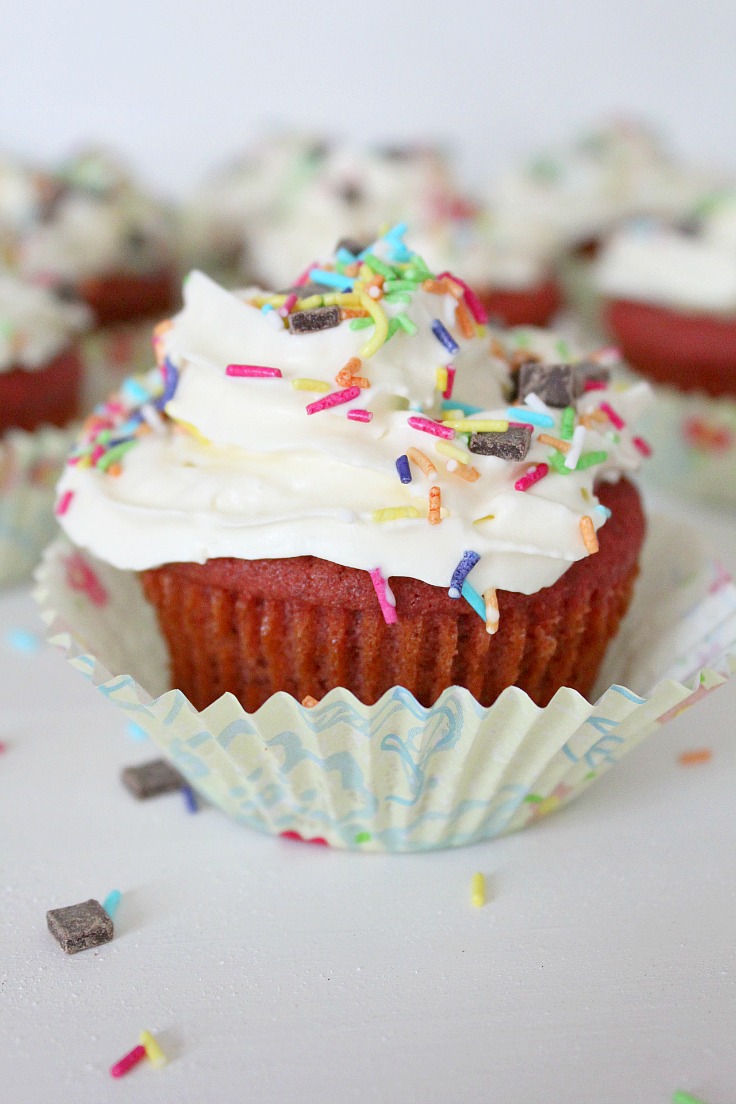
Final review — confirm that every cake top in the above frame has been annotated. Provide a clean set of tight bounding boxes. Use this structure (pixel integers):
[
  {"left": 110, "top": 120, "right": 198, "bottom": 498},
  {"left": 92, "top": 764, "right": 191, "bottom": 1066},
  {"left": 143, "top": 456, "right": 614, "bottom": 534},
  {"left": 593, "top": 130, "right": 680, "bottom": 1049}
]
[
  {"left": 55, "top": 229, "right": 650, "bottom": 623},
  {"left": 0, "top": 269, "right": 90, "bottom": 373},
  {"left": 595, "top": 188, "right": 736, "bottom": 314},
  {"left": 19, "top": 148, "right": 178, "bottom": 286}
]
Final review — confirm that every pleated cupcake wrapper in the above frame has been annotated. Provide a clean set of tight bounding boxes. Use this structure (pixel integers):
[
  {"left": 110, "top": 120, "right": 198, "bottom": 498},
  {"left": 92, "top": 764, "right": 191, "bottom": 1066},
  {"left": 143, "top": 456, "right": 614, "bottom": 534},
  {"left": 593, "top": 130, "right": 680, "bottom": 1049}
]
[
  {"left": 35, "top": 517, "right": 736, "bottom": 852},
  {"left": 631, "top": 377, "right": 736, "bottom": 508},
  {"left": 0, "top": 424, "right": 77, "bottom": 588},
  {"left": 80, "top": 321, "right": 156, "bottom": 410}
]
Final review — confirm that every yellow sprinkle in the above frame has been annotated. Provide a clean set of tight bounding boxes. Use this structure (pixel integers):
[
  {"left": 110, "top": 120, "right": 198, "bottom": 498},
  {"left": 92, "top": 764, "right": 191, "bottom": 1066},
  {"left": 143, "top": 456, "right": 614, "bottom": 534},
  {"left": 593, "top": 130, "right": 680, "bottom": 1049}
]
[
  {"left": 428, "top": 485, "right": 442, "bottom": 525},
  {"left": 358, "top": 293, "right": 389, "bottom": 358},
  {"left": 580, "top": 515, "right": 599, "bottom": 554},
  {"left": 581, "top": 487, "right": 591, "bottom": 502},
  {"left": 442, "top": 408, "right": 465, "bottom": 420},
  {"left": 475, "top": 323, "right": 485, "bottom": 337},
  {"left": 537, "top": 433, "right": 571, "bottom": 454},
  {"left": 435, "top": 440, "right": 471, "bottom": 465},
  {"left": 301, "top": 695, "right": 319, "bottom": 708},
  {"left": 322, "top": 292, "right": 360, "bottom": 307},
  {"left": 139, "top": 1030, "right": 167, "bottom": 1069},
  {"left": 473, "top": 513, "right": 495, "bottom": 525},
  {"left": 166, "top": 411, "right": 211, "bottom": 445},
  {"left": 372, "top": 506, "right": 420, "bottom": 523},
  {"left": 251, "top": 294, "right": 287, "bottom": 308},
  {"left": 407, "top": 447, "right": 438, "bottom": 481},
  {"left": 295, "top": 294, "right": 323, "bottom": 311},
  {"left": 435, "top": 366, "right": 448, "bottom": 393},
  {"left": 483, "top": 588, "right": 499, "bottom": 635},
  {"left": 471, "top": 872, "right": 486, "bottom": 908},
  {"left": 291, "top": 378, "right": 331, "bottom": 392},
  {"left": 442, "top": 419, "right": 509, "bottom": 433}
]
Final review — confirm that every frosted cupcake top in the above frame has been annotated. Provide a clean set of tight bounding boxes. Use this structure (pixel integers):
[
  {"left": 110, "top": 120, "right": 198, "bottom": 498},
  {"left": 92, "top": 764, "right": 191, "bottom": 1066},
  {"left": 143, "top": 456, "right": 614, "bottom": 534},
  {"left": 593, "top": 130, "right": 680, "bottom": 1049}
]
[
  {"left": 491, "top": 119, "right": 719, "bottom": 250},
  {"left": 56, "top": 230, "right": 650, "bottom": 619},
  {"left": 595, "top": 189, "right": 736, "bottom": 314},
  {"left": 0, "top": 270, "right": 90, "bottom": 373},
  {"left": 0, "top": 157, "right": 50, "bottom": 264},
  {"left": 19, "top": 149, "right": 178, "bottom": 285}
]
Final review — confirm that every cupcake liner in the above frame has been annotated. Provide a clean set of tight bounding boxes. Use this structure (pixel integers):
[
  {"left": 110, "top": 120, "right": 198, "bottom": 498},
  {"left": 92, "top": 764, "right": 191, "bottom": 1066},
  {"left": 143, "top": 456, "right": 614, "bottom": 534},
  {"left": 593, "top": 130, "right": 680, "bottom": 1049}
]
[
  {"left": 0, "top": 424, "right": 76, "bottom": 587},
  {"left": 80, "top": 321, "right": 157, "bottom": 410},
  {"left": 35, "top": 517, "right": 736, "bottom": 852}
]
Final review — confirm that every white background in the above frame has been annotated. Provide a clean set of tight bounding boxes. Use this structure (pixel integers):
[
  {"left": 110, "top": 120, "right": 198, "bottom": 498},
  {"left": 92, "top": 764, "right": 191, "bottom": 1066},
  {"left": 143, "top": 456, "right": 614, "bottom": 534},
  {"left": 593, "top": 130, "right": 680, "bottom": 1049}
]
[{"left": 2, "top": 0, "right": 736, "bottom": 196}]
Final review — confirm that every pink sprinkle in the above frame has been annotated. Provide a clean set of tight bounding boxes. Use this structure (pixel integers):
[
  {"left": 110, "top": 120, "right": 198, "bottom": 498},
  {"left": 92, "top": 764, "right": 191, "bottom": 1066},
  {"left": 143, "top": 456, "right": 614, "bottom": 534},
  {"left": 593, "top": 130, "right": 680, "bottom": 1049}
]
[
  {"left": 437, "top": 270, "right": 489, "bottom": 324},
  {"left": 442, "top": 365, "right": 456, "bottom": 400},
  {"left": 294, "top": 263, "right": 317, "bottom": 287},
  {"left": 306, "top": 386, "right": 361, "bottom": 415},
  {"left": 0, "top": 740, "right": 6, "bottom": 754},
  {"left": 279, "top": 293, "right": 298, "bottom": 317},
  {"left": 55, "top": 490, "right": 74, "bottom": 517},
  {"left": 90, "top": 445, "right": 105, "bottom": 464},
  {"left": 599, "top": 401, "right": 625, "bottom": 430},
  {"left": 407, "top": 415, "right": 456, "bottom": 440},
  {"left": 591, "top": 344, "right": 621, "bottom": 365},
  {"left": 226, "top": 364, "right": 283, "bottom": 378},
  {"left": 509, "top": 421, "right": 535, "bottom": 432},
  {"left": 347, "top": 409, "right": 373, "bottom": 422},
  {"left": 633, "top": 435, "right": 653, "bottom": 457},
  {"left": 515, "top": 462, "right": 549, "bottom": 492},
  {"left": 369, "top": 567, "right": 397, "bottom": 625},
  {"left": 110, "top": 1044, "right": 146, "bottom": 1079},
  {"left": 583, "top": 379, "right": 607, "bottom": 392}
]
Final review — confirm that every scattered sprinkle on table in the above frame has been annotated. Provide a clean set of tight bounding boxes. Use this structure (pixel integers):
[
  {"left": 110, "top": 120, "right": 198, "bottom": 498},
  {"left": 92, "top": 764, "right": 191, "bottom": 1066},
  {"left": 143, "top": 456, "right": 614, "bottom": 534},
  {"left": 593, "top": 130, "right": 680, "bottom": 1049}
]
[
  {"left": 470, "top": 873, "right": 486, "bottom": 908},
  {"left": 677, "top": 749, "right": 713, "bottom": 766},
  {"left": 5, "top": 627, "right": 41, "bottom": 653}
]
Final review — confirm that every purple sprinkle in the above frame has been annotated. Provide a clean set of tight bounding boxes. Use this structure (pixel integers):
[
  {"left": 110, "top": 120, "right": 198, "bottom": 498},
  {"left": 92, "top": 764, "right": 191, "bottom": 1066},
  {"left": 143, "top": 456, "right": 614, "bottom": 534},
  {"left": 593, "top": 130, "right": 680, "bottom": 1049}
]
[
  {"left": 182, "top": 785, "right": 198, "bottom": 814},
  {"left": 154, "top": 358, "right": 179, "bottom": 410},
  {"left": 431, "top": 319, "right": 459, "bottom": 355},
  {"left": 448, "top": 550, "right": 480, "bottom": 599},
  {"left": 395, "top": 454, "right": 412, "bottom": 484}
]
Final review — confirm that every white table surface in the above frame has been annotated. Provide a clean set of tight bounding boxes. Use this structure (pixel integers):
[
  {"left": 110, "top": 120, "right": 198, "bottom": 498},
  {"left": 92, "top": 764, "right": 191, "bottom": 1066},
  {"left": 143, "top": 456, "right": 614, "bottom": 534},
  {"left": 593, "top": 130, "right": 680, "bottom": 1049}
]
[{"left": 1, "top": 486, "right": 735, "bottom": 1104}]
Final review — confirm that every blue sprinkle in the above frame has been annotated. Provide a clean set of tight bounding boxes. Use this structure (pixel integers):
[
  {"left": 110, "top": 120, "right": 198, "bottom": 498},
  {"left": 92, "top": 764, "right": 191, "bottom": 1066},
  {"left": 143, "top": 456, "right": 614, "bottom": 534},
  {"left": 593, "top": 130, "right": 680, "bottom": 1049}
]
[
  {"left": 449, "top": 550, "right": 480, "bottom": 599},
  {"left": 506, "top": 407, "right": 555, "bottom": 428},
  {"left": 594, "top": 504, "right": 612, "bottom": 520},
  {"left": 126, "top": 722, "right": 148, "bottom": 742},
  {"left": 102, "top": 889, "right": 121, "bottom": 920},
  {"left": 441, "top": 398, "right": 483, "bottom": 415},
  {"left": 309, "top": 268, "right": 353, "bottom": 291},
  {"left": 121, "top": 378, "right": 151, "bottom": 405},
  {"left": 182, "top": 785, "right": 198, "bottom": 814},
  {"left": 431, "top": 319, "right": 459, "bottom": 355},
  {"left": 5, "top": 628, "right": 41, "bottom": 653},
  {"left": 461, "top": 580, "right": 486, "bottom": 621},
  {"left": 335, "top": 247, "right": 357, "bottom": 265},
  {"left": 261, "top": 303, "right": 275, "bottom": 314},
  {"left": 395, "top": 454, "right": 412, "bottom": 484}
]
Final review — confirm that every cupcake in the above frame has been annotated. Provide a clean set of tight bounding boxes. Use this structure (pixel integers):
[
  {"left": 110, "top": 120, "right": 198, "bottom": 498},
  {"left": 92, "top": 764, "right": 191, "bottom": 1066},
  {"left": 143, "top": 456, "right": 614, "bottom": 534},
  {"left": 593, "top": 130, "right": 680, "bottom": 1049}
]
[
  {"left": 595, "top": 190, "right": 736, "bottom": 504},
  {"left": 0, "top": 269, "right": 89, "bottom": 584},
  {"left": 54, "top": 230, "right": 649, "bottom": 714},
  {"left": 0, "top": 155, "right": 51, "bottom": 267}
]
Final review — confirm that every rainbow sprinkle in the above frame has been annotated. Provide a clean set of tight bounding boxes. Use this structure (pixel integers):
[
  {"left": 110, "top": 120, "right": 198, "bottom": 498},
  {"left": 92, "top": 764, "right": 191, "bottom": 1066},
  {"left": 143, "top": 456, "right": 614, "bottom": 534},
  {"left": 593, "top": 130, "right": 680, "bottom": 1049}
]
[
  {"left": 226, "top": 364, "right": 282, "bottom": 378},
  {"left": 306, "top": 386, "right": 361, "bottom": 415},
  {"left": 449, "top": 551, "right": 480, "bottom": 599},
  {"left": 369, "top": 567, "right": 397, "bottom": 625}
]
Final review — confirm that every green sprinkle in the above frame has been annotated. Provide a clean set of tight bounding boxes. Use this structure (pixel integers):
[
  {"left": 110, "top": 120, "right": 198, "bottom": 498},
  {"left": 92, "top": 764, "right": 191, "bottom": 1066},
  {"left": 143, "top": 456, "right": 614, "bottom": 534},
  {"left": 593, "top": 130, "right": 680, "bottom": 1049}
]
[
  {"left": 608, "top": 431, "right": 620, "bottom": 443},
  {"left": 560, "top": 406, "right": 576, "bottom": 440},
  {"left": 524, "top": 793, "right": 543, "bottom": 804},
  {"left": 362, "top": 252, "right": 397, "bottom": 280},
  {"left": 555, "top": 339, "right": 571, "bottom": 358},
  {"left": 575, "top": 450, "right": 608, "bottom": 469},
  {"left": 513, "top": 330, "right": 532, "bottom": 348},
  {"left": 383, "top": 279, "right": 421, "bottom": 293},
  {"left": 385, "top": 318, "right": 401, "bottom": 341},
  {"left": 672, "top": 1093, "right": 708, "bottom": 1104},
  {"left": 383, "top": 292, "right": 412, "bottom": 305},
  {"left": 404, "top": 254, "right": 431, "bottom": 280},
  {"left": 354, "top": 831, "right": 372, "bottom": 843},
  {"left": 584, "top": 770, "right": 597, "bottom": 780},
  {"left": 349, "top": 317, "right": 374, "bottom": 330},
  {"left": 395, "top": 313, "right": 417, "bottom": 335},
  {"left": 96, "top": 440, "right": 137, "bottom": 471},
  {"left": 548, "top": 451, "right": 571, "bottom": 475}
]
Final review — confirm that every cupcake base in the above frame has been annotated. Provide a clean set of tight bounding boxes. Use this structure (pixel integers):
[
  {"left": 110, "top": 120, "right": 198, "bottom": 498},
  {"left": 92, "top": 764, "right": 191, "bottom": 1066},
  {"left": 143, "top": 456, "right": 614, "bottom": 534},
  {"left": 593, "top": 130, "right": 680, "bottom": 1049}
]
[
  {"left": 477, "top": 278, "right": 562, "bottom": 327},
  {"left": 140, "top": 479, "right": 645, "bottom": 712},
  {"left": 77, "top": 267, "right": 179, "bottom": 327},
  {"left": 0, "top": 347, "right": 83, "bottom": 434}
]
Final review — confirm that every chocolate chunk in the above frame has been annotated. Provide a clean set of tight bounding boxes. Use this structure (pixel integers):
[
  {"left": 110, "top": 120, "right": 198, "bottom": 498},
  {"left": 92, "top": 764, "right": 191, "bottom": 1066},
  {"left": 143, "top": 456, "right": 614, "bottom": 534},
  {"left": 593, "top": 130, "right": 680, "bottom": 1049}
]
[
  {"left": 288, "top": 306, "right": 341, "bottom": 334},
  {"left": 121, "top": 758, "right": 185, "bottom": 800},
  {"left": 518, "top": 362, "right": 575, "bottom": 407},
  {"left": 47, "top": 899, "right": 113, "bottom": 954},
  {"left": 469, "top": 425, "right": 532, "bottom": 461},
  {"left": 574, "top": 361, "right": 611, "bottom": 395},
  {"left": 279, "top": 281, "right": 332, "bottom": 297},
  {"left": 339, "top": 181, "right": 363, "bottom": 206},
  {"left": 335, "top": 237, "right": 368, "bottom": 257}
]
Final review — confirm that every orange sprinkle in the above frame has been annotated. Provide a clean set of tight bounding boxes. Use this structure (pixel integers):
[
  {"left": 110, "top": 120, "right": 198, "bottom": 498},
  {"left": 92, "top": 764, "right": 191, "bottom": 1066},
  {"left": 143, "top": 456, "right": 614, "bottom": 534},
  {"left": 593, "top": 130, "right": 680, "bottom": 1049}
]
[
  {"left": 483, "top": 588, "right": 499, "bottom": 635},
  {"left": 455, "top": 299, "right": 475, "bottom": 340},
  {"left": 341, "top": 308, "right": 370, "bottom": 319},
  {"left": 152, "top": 318, "right": 173, "bottom": 339},
  {"left": 422, "top": 279, "right": 445, "bottom": 295},
  {"left": 678, "top": 748, "right": 713, "bottom": 766},
  {"left": 440, "top": 276, "right": 464, "bottom": 300},
  {"left": 407, "top": 447, "right": 438, "bottom": 480},
  {"left": 489, "top": 337, "right": 507, "bottom": 360},
  {"left": 107, "top": 463, "right": 123, "bottom": 478},
  {"left": 444, "top": 460, "right": 480, "bottom": 482},
  {"left": 336, "top": 357, "right": 370, "bottom": 388},
  {"left": 428, "top": 485, "right": 442, "bottom": 525},
  {"left": 580, "top": 515, "right": 599, "bottom": 554},
  {"left": 344, "top": 262, "right": 361, "bottom": 277},
  {"left": 302, "top": 695, "right": 319, "bottom": 708},
  {"left": 537, "top": 433, "right": 571, "bottom": 454}
]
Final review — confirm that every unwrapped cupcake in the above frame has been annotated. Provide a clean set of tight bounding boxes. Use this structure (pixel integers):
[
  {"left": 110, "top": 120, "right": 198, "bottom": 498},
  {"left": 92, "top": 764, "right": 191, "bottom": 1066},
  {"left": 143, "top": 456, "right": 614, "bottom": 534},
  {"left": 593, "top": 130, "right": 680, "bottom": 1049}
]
[{"left": 38, "top": 229, "right": 735, "bottom": 851}]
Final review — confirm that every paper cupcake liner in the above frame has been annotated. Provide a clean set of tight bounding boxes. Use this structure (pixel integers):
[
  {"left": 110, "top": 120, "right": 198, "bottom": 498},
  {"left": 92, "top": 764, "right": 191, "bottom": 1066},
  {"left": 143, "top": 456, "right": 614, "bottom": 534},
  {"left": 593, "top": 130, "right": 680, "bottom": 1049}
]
[
  {"left": 0, "top": 424, "right": 76, "bottom": 587},
  {"left": 80, "top": 321, "right": 157, "bottom": 410},
  {"left": 35, "top": 518, "right": 736, "bottom": 852}
]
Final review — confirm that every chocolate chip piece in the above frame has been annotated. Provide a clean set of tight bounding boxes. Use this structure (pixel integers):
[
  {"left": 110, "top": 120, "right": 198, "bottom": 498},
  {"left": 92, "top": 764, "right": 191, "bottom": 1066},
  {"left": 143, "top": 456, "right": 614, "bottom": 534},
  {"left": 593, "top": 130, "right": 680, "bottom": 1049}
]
[
  {"left": 518, "top": 362, "right": 575, "bottom": 407},
  {"left": 47, "top": 899, "right": 113, "bottom": 954},
  {"left": 339, "top": 182, "right": 363, "bottom": 206},
  {"left": 574, "top": 361, "right": 611, "bottom": 395},
  {"left": 121, "top": 759, "right": 185, "bottom": 800},
  {"left": 278, "top": 281, "right": 332, "bottom": 297},
  {"left": 469, "top": 425, "right": 532, "bottom": 460},
  {"left": 288, "top": 306, "right": 341, "bottom": 334},
  {"left": 335, "top": 237, "right": 368, "bottom": 257}
]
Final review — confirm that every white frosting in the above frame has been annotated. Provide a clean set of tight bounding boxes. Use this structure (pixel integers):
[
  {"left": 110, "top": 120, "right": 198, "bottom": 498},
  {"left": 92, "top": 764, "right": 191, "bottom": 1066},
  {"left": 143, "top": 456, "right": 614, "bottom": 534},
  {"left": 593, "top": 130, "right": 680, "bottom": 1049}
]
[
  {"left": 0, "top": 159, "right": 47, "bottom": 259},
  {"left": 20, "top": 150, "right": 177, "bottom": 283},
  {"left": 0, "top": 270, "right": 90, "bottom": 372},
  {"left": 57, "top": 252, "right": 648, "bottom": 598}
]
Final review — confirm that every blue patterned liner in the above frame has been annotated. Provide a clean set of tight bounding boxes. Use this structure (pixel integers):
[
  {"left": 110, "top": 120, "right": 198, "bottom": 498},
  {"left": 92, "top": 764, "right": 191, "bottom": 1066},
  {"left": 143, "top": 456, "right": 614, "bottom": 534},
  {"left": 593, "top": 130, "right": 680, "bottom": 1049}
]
[{"left": 35, "top": 533, "right": 736, "bottom": 852}]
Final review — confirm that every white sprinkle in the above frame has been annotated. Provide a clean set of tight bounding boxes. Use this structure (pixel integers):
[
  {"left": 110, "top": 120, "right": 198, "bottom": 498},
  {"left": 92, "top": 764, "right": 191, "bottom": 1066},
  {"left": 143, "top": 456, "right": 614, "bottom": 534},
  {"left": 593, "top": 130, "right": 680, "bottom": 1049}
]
[
  {"left": 140, "top": 403, "right": 165, "bottom": 433},
  {"left": 565, "top": 425, "right": 587, "bottom": 470},
  {"left": 523, "top": 391, "right": 552, "bottom": 416}
]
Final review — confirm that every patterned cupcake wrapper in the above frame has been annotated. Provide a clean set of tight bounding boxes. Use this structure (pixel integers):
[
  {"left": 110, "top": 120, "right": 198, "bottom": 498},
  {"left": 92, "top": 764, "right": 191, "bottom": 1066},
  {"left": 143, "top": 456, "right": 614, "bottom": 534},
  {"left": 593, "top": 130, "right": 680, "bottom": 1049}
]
[
  {"left": 35, "top": 518, "right": 736, "bottom": 852},
  {"left": 0, "top": 424, "right": 77, "bottom": 587}
]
